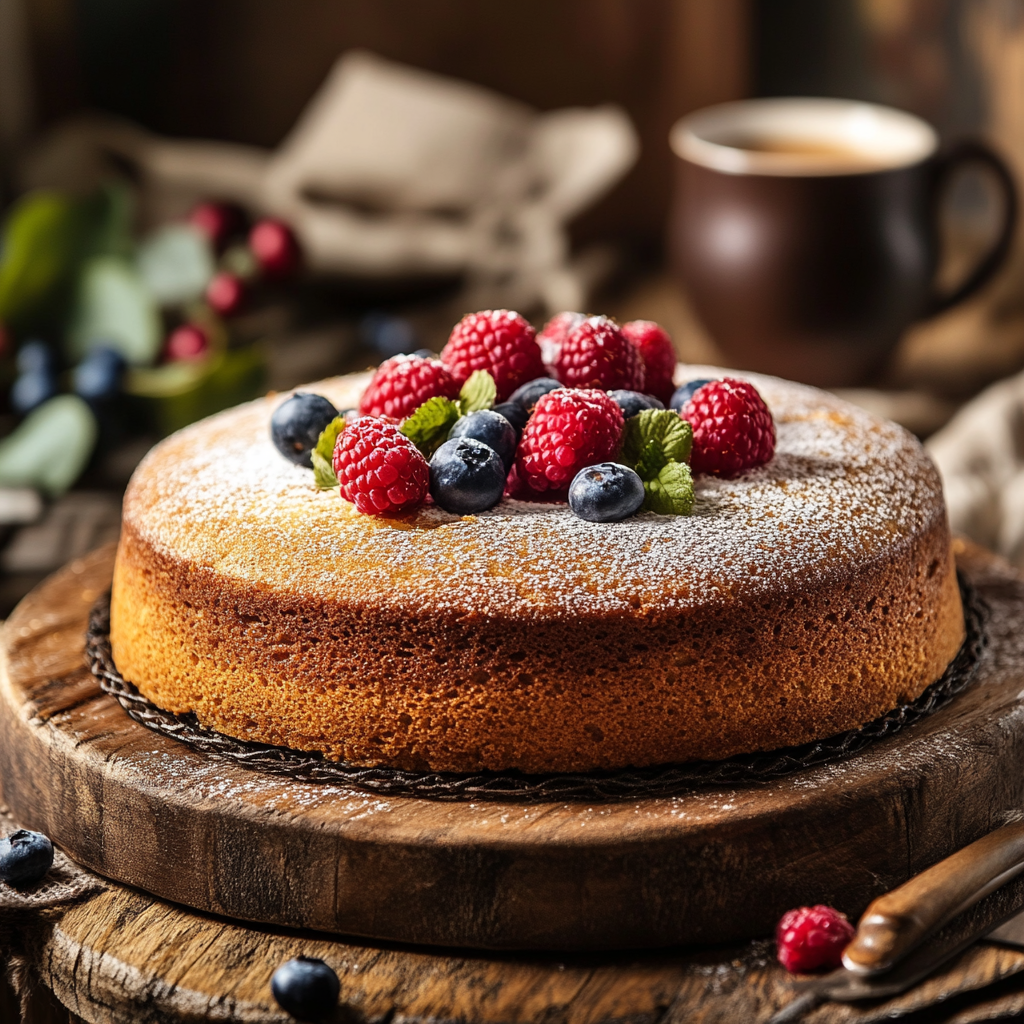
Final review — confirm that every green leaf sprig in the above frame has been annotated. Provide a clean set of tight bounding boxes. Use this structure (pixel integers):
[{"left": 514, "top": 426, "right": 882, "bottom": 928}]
[
  {"left": 400, "top": 369, "right": 497, "bottom": 457},
  {"left": 621, "top": 409, "right": 695, "bottom": 516},
  {"left": 311, "top": 416, "right": 346, "bottom": 489}
]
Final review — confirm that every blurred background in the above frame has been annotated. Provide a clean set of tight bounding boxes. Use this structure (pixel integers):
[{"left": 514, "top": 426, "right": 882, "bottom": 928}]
[{"left": 0, "top": 0, "right": 1022, "bottom": 610}]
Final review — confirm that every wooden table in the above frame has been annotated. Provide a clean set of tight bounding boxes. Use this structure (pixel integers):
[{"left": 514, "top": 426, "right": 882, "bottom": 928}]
[
  {"left": 5, "top": 541, "right": 1024, "bottom": 1021},
  {"left": 6, "top": 860, "right": 1024, "bottom": 1024}
]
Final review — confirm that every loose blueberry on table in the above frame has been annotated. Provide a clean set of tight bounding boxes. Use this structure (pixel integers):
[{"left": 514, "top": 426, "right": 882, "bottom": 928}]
[
  {"left": 271, "top": 393, "right": 340, "bottom": 467},
  {"left": 449, "top": 409, "right": 518, "bottom": 471},
  {"left": 0, "top": 829, "right": 54, "bottom": 887},
  {"left": 271, "top": 957, "right": 340, "bottom": 1021},
  {"left": 430, "top": 437, "right": 507, "bottom": 514},
  {"left": 568, "top": 463, "right": 646, "bottom": 523}
]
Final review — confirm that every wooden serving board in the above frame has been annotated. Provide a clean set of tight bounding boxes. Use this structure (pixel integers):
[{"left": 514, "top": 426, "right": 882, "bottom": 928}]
[{"left": 1, "top": 540, "right": 1024, "bottom": 952}]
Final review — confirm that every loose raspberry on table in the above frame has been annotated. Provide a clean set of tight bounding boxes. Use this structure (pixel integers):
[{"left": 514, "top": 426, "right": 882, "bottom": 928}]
[
  {"left": 358, "top": 355, "right": 460, "bottom": 420},
  {"left": 622, "top": 320, "right": 676, "bottom": 404},
  {"left": 440, "top": 309, "right": 545, "bottom": 402},
  {"left": 333, "top": 418, "right": 429, "bottom": 515},
  {"left": 552, "top": 315, "right": 645, "bottom": 392},
  {"left": 516, "top": 388, "right": 624, "bottom": 498},
  {"left": 776, "top": 905, "right": 855, "bottom": 973},
  {"left": 681, "top": 377, "right": 776, "bottom": 478},
  {"left": 537, "top": 310, "right": 585, "bottom": 369}
]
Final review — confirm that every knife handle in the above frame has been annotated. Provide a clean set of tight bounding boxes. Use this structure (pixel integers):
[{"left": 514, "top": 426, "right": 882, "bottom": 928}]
[{"left": 842, "top": 819, "right": 1024, "bottom": 975}]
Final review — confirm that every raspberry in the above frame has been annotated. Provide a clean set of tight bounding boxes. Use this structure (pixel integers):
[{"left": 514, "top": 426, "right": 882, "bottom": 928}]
[
  {"left": 681, "top": 377, "right": 776, "bottom": 478},
  {"left": 537, "top": 310, "right": 585, "bottom": 369},
  {"left": 359, "top": 355, "right": 460, "bottom": 420},
  {"left": 552, "top": 315, "right": 645, "bottom": 392},
  {"left": 516, "top": 389, "right": 624, "bottom": 498},
  {"left": 622, "top": 320, "right": 676, "bottom": 404},
  {"left": 440, "top": 310, "right": 545, "bottom": 401},
  {"left": 333, "top": 418, "right": 429, "bottom": 515},
  {"left": 776, "top": 905, "right": 855, "bottom": 973}
]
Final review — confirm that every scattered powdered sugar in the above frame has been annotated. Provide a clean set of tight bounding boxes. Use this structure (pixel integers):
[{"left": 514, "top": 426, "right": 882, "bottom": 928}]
[{"left": 124, "top": 368, "right": 945, "bottom": 618}]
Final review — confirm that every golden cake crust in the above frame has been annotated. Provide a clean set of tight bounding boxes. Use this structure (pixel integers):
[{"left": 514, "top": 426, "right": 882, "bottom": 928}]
[{"left": 110, "top": 369, "right": 965, "bottom": 772}]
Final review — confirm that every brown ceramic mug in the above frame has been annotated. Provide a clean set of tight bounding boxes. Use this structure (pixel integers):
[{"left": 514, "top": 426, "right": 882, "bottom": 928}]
[{"left": 669, "top": 98, "right": 1018, "bottom": 387}]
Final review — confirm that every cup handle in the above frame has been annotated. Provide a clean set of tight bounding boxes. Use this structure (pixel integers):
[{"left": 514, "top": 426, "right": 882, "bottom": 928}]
[{"left": 926, "top": 140, "right": 1019, "bottom": 316}]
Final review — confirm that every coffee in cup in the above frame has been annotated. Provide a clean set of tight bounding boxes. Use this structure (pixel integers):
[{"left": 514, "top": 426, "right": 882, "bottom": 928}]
[{"left": 669, "top": 98, "right": 1017, "bottom": 388}]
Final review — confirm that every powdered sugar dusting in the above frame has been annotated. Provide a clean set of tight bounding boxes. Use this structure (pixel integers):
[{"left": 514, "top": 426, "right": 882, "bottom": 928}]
[{"left": 123, "top": 368, "right": 945, "bottom": 618}]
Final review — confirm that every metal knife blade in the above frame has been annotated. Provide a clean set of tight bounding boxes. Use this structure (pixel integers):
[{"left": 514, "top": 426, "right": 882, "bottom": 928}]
[{"left": 765, "top": 869, "right": 1024, "bottom": 1023}]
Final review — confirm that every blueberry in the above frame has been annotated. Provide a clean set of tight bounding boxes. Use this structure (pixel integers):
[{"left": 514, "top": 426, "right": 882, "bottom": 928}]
[
  {"left": 73, "top": 347, "right": 126, "bottom": 402},
  {"left": 11, "top": 370, "right": 56, "bottom": 414},
  {"left": 670, "top": 378, "right": 716, "bottom": 412},
  {"left": 492, "top": 401, "right": 528, "bottom": 436},
  {"left": 411, "top": 348, "right": 436, "bottom": 360},
  {"left": 609, "top": 390, "right": 665, "bottom": 419},
  {"left": 271, "top": 957, "right": 340, "bottom": 1022},
  {"left": 16, "top": 340, "right": 53, "bottom": 376},
  {"left": 0, "top": 829, "right": 54, "bottom": 887},
  {"left": 508, "top": 377, "right": 562, "bottom": 412},
  {"left": 271, "top": 393, "right": 339, "bottom": 467},
  {"left": 568, "top": 463, "right": 645, "bottom": 523},
  {"left": 449, "top": 410, "right": 518, "bottom": 470},
  {"left": 430, "top": 437, "right": 505, "bottom": 514}
]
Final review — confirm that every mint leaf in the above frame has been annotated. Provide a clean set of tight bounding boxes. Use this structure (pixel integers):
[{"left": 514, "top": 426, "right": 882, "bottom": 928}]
[
  {"left": 634, "top": 438, "right": 666, "bottom": 480},
  {"left": 458, "top": 369, "right": 496, "bottom": 413},
  {"left": 315, "top": 416, "right": 345, "bottom": 464},
  {"left": 401, "top": 396, "right": 460, "bottom": 457},
  {"left": 622, "top": 410, "right": 692, "bottom": 479},
  {"left": 643, "top": 461, "right": 695, "bottom": 516},
  {"left": 311, "top": 450, "right": 338, "bottom": 489},
  {"left": 311, "top": 416, "right": 345, "bottom": 489}
]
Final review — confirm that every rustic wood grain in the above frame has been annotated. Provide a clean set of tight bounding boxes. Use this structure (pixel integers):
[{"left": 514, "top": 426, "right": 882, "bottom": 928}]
[
  {"left": 1, "top": 541, "right": 1024, "bottom": 953},
  {"left": 16, "top": 879, "right": 1024, "bottom": 1024}
]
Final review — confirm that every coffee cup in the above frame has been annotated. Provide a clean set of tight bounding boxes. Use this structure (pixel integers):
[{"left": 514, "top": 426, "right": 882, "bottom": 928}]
[{"left": 669, "top": 98, "right": 1018, "bottom": 387}]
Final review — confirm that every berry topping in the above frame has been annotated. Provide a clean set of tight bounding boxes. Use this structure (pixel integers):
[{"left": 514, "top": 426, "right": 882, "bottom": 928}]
[
  {"left": 507, "top": 377, "right": 562, "bottom": 413},
  {"left": 359, "top": 355, "right": 460, "bottom": 420},
  {"left": 271, "top": 392, "right": 339, "bottom": 467},
  {"left": 537, "top": 310, "right": 585, "bottom": 368},
  {"left": 271, "top": 956, "right": 340, "bottom": 1021},
  {"left": 449, "top": 409, "right": 518, "bottom": 470},
  {"left": 552, "top": 315, "right": 645, "bottom": 392},
  {"left": 609, "top": 390, "right": 665, "bottom": 419},
  {"left": 681, "top": 377, "right": 776, "bottom": 478},
  {"left": 249, "top": 218, "right": 301, "bottom": 278},
  {"left": 622, "top": 320, "right": 676, "bottom": 403},
  {"left": 516, "top": 388, "right": 624, "bottom": 498},
  {"left": 430, "top": 437, "right": 506, "bottom": 514},
  {"left": 568, "top": 463, "right": 645, "bottom": 522},
  {"left": 776, "top": 905, "right": 855, "bottom": 974},
  {"left": 165, "top": 324, "right": 210, "bottom": 362},
  {"left": 670, "top": 378, "right": 716, "bottom": 412},
  {"left": 440, "top": 309, "right": 545, "bottom": 401},
  {"left": 492, "top": 400, "right": 528, "bottom": 435},
  {"left": 0, "top": 829, "right": 54, "bottom": 887},
  {"left": 333, "top": 417, "right": 429, "bottom": 514},
  {"left": 206, "top": 271, "right": 246, "bottom": 316}
]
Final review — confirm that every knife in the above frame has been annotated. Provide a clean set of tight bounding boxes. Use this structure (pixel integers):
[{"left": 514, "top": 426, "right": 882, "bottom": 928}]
[{"left": 766, "top": 819, "right": 1024, "bottom": 1023}]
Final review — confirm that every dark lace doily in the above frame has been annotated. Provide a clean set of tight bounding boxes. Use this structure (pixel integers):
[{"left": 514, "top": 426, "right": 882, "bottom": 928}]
[{"left": 85, "top": 578, "right": 986, "bottom": 803}]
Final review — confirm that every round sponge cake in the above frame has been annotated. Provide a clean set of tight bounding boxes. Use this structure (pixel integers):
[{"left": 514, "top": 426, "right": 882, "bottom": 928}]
[{"left": 110, "top": 369, "right": 964, "bottom": 773}]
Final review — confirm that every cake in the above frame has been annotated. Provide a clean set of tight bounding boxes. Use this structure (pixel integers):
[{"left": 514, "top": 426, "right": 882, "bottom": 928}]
[{"left": 109, "top": 366, "right": 964, "bottom": 773}]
